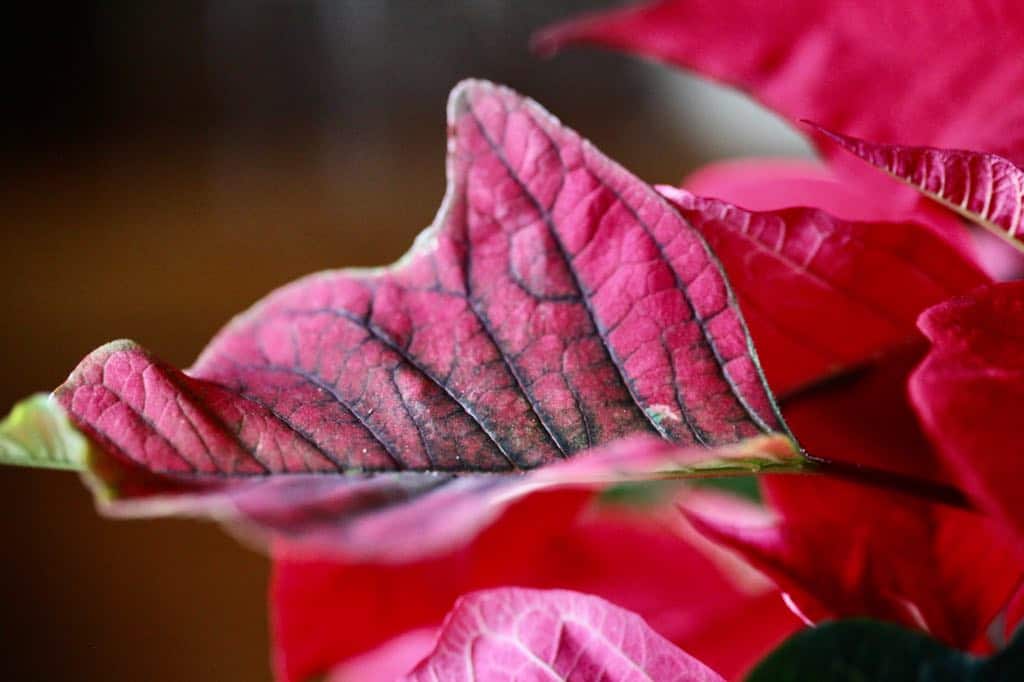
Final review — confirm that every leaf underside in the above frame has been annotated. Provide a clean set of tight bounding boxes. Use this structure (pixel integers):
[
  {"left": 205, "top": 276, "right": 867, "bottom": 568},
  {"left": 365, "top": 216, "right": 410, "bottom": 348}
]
[
  {"left": 818, "top": 126, "right": 1024, "bottom": 254},
  {"left": 0, "top": 394, "right": 88, "bottom": 471},
  {"left": 51, "top": 79, "right": 787, "bottom": 487},
  {"left": 911, "top": 282, "right": 1024, "bottom": 551}
]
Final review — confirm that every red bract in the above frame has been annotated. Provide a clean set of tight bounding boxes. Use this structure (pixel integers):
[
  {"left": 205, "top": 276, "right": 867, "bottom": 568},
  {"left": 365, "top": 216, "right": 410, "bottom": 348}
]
[
  {"left": 45, "top": 80, "right": 807, "bottom": 560},
  {"left": 911, "top": 282, "right": 1024, "bottom": 554},
  {"left": 688, "top": 474, "right": 1023, "bottom": 649},
  {"left": 535, "top": 0, "right": 1024, "bottom": 166},
  {"left": 656, "top": 127, "right": 1023, "bottom": 651},
  {"left": 272, "top": 489, "right": 799, "bottom": 681},
  {"left": 657, "top": 186, "right": 986, "bottom": 397},
  {"left": 779, "top": 346, "right": 951, "bottom": 485}
]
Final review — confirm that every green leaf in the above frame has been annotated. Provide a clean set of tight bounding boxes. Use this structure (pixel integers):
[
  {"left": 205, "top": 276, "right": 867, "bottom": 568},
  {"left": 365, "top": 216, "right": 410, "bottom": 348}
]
[
  {"left": 747, "top": 619, "right": 1024, "bottom": 681},
  {"left": 693, "top": 475, "right": 762, "bottom": 503},
  {"left": 0, "top": 394, "right": 87, "bottom": 471}
]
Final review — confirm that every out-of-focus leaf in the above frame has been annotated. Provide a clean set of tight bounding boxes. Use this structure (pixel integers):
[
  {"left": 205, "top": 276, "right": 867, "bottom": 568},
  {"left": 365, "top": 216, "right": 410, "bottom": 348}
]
[
  {"left": 911, "top": 282, "right": 1024, "bottom": 553},
  {"left": 535, "top": 0, "right": 1024, "bottom": 166},
  {"left": 687, "top": 471, "right": 1023, "bottom": 649},
  {"left": 403, "top": 588, "right": 725, "bottom": 681}
]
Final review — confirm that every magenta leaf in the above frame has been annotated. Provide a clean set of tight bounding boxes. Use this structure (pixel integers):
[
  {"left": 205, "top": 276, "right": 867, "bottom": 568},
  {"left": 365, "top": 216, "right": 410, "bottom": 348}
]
[
  {"left": 535, "top": 1, "right": 1024, "bottom": 166},
  {"left": 817, "top": 127, "right": 1024, "bottom": 254},
  {"left": 911, "top": 282, "right": 1024, "bottom": 553},
  {"left": 657, "top": 187, "right": 987, "bottom": 397},
  {"left": 0, "top": 78, "right": 812, "bottom": 559},
  {"left": 403, "top": 588, "right": 725, "bottom": 681},
  {"left": 56, "top": 79, "right": 784, "bottom": 480}
]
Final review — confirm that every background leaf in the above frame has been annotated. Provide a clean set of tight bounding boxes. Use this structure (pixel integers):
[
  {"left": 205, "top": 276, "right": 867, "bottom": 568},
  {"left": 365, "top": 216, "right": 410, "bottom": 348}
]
[
  {"left": 911, "top": 281, "right": 1024, "bottom": 554},
  {"left": 536, "top": 0, "right": 1024, "bottom": 166},
  {"left": 686, "top": 471, "right": 1023, "bottom": 649},
  {"left": 272, "top": 488, "right": 798, "bottom": 681},
  {"left": 819, "top": 127, "right": 1024, "bottom": 254}
]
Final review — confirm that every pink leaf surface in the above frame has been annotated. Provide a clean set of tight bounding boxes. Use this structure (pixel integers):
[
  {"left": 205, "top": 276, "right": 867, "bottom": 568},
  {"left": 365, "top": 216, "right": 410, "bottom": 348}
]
[
  {"left": 818, "top": 127, "right": 1024, "bottom": 254},
  {"left": 272, "top": 488, "right": 799, "bottom": 681},
  {"left": 54, "top": 78, "right": 785, "bottom": 474},
  {"left": 403, "top": 588, "right": 725, "bottom": 682},
  {"left": 46, "top": 79, "right": 802, "bottom": 558},
  {"left": 688, "top": 475, "right": 1024, "bottom": 649},
  {"left": 911, "top": 282, "right": 1024, "bottom": 553},
  {"left": 657, "top": 187, "right": 987, "bottom": 397},
  {"left": 58, "top": 79, "right": 783, "bottom": 478},
  {"left": 535, "top": 0, "right": 1024, "bottom": 166}
]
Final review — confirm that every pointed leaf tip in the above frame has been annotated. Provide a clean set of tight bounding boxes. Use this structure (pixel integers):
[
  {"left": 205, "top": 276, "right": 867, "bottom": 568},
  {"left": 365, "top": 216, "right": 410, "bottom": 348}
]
[
  {"left": 817, "top": 126, "right": 1024, "bottom": 254},
  {"left": 0, "top": 394, "right": 89, "bottom": 471}
]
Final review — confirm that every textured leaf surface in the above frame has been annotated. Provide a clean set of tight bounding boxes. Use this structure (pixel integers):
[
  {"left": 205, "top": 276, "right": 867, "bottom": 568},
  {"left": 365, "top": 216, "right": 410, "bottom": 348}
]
[
  {"left": 51, "top": 79, "right": 784, "bottom": 486},
  {"left": 0, "top": 79, "right": 804, "bottom": 558},
  {"left": 272, "top": 488, "right": 799, "bottom": 682},
  {"left": 911, "top": 282, "right": 1024, "bottom": 553},
  {"left": 679, "top": 158, "right": 982, "bottom": 275},
  {"left": 748, "top": 619, "right": 1024, "bottom": 682},
  {"left": 820, "top": 127, "right": 1024, "bottom": 253},
  {"left": 535, "top": 0, "right": 1024, "bottom": 166},
  {"left": 403, "top": 588, "right": 725, "bottom": 681},
  {"left": 688, "top": 473, "right": 1023, "bottom": 648},
  {"left": 657, "top": 187, "right": 987, "bottom": 396}
]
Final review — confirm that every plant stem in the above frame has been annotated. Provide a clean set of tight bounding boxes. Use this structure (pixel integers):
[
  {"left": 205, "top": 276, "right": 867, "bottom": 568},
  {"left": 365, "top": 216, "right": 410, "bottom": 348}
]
[{"left": 800, "top": 453, "right": 971, "bottom": 509}]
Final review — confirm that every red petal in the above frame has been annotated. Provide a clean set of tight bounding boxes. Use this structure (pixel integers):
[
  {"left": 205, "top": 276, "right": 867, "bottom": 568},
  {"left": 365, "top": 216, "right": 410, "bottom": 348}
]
[{"left": 911, "top": 282, "right": 1024, "bottom": 553}]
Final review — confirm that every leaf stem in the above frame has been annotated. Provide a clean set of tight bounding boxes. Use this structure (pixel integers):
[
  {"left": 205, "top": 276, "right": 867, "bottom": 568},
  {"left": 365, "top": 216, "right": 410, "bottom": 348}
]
[{"left": 799, "top": 453, "right": 972, "bottom": 509}]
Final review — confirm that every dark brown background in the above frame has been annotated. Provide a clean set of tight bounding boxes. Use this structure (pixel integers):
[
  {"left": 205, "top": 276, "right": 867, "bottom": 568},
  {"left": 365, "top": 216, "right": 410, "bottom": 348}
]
[{"left": 0, "top": 2, "right": 806, "bottom": 680}]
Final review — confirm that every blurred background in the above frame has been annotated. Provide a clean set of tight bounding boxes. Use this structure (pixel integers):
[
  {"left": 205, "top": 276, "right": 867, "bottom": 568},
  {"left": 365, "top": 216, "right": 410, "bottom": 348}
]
[{"left": 0, "top": 2, "right": 809, "bottom": 679}]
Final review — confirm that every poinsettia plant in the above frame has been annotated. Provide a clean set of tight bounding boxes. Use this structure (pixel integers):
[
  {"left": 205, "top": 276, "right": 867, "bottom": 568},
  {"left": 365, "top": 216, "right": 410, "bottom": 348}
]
[{"left": 5, "top": 1, "right": 1024, "bottom": 679}]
